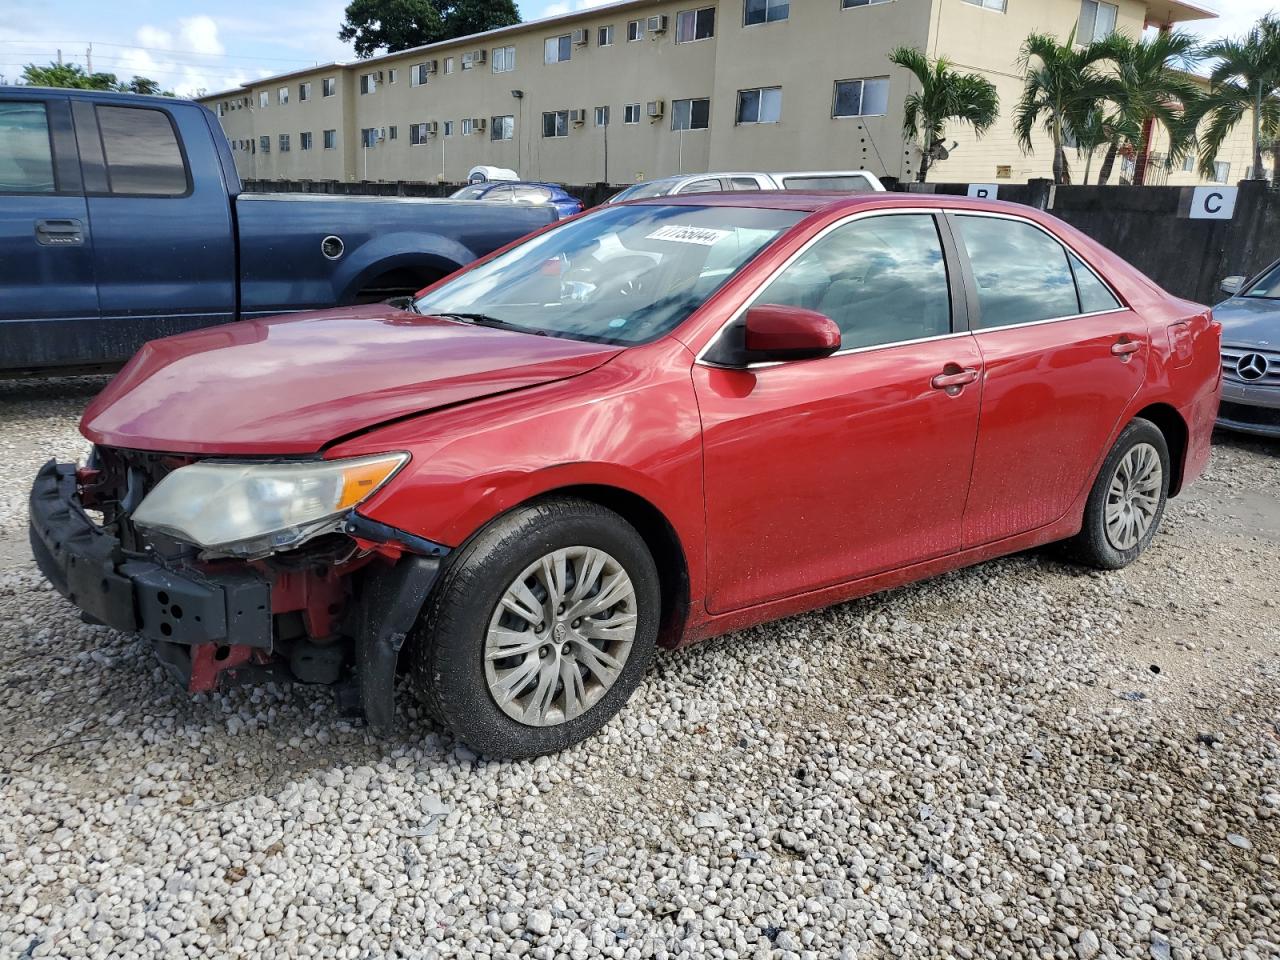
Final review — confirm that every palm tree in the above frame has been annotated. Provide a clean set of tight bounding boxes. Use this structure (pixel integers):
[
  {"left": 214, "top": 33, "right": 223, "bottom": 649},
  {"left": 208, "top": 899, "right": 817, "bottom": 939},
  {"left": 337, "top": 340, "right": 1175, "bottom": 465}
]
[
  {"left": 1189, "top": 14, "right": 1280, "bottom": 181},
  {"left": 1014, "top": 29, "right": 1120, "bottom": 185},
  {"left": 888, "top": 47, "right": 1000, "bottom": 183},
  {"left": 1094, "top": 30, "right": 1201, "bottom": 185}
]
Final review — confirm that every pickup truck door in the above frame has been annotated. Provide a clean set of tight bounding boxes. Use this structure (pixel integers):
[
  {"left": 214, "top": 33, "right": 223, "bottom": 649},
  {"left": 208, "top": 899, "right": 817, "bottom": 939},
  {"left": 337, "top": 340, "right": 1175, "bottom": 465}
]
[
  {"left": 72, "top": 99, "right": 236, "bottom": 361},
  {"left": 0, "top": 95, "right": 100, "bottom": 370}
]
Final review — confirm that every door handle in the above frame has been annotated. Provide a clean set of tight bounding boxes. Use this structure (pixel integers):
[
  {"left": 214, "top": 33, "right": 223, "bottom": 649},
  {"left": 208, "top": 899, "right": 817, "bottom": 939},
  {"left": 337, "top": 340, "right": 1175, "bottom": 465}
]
[
  {"left": 931, "top": 367, "right": 980, "bottom": 391},
  {"left": 35, "top": 219, "right": 85, "bottom": 246},
  {"left": 1111, "top": 338, "right": 1142, "bottom": 358}
]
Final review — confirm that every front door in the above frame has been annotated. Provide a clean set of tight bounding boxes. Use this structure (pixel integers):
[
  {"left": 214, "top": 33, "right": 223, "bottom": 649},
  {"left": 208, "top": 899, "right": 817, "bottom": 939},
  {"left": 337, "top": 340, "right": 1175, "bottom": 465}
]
[
  {"left": 948, "top": 213, "right": 1148, "bottom": 546},
  {"left": 694, "top": 212, "right": 984, "bottom": 614}
]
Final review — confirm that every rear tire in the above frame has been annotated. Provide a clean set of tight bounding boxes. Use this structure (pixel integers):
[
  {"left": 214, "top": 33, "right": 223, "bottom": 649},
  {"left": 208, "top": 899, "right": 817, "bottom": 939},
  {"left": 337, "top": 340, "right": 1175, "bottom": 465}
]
[
  {"left": 409, "top": 497, "right": 659, "bottom": 759},
  {"left": 1066, "top": 418, "right": 1170, "bottom": 570}
]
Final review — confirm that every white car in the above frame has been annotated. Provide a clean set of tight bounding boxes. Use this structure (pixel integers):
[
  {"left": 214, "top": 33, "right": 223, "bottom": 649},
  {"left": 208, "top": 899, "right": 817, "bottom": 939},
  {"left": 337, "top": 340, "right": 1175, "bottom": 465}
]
[{"left": 607, "top": 169, "right": 886, "bottom": 203}]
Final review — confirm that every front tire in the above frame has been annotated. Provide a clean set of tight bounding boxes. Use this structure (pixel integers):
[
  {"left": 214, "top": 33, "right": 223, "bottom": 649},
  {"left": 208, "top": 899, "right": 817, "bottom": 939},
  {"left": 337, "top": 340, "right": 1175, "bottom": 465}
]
[
  {"left": 409, "top": 497, "right": 660, "bottom": 759},
  {"left": 1067, "top": 418, "right": 1170, "bottom": 570}
]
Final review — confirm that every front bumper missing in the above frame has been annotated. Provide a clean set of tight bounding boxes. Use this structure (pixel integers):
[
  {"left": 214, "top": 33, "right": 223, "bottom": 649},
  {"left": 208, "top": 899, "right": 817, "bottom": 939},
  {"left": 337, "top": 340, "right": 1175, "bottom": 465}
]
[{"left": 29, "top": 460, "right": 271, "bottom": 648}]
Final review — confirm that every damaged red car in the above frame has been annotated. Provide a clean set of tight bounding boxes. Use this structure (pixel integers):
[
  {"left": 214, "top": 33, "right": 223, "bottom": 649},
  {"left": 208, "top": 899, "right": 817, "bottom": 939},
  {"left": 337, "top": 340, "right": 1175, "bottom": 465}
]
[{"left": 30, "top": 194, "right": 1222, "bottom": 758}]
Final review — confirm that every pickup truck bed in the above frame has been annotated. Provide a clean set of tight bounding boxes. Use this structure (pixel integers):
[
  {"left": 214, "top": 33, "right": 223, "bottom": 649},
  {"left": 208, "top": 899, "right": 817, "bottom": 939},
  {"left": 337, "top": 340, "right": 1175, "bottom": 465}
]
[{"left": 0, "top": 87, "right": 556, "bottom": 374}]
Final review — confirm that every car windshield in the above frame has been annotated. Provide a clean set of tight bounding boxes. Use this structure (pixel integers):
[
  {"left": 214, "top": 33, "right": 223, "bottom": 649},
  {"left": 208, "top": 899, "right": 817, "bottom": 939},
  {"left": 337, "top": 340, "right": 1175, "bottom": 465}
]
[
  {"left": 413, "top": 203, "right": 803, "bottom": 345},
  {"left": 1243, "top": 262, "right": 1280, "bottom": 299},
  {"left": 610, "top": 179, "right": 680, "bottom": 203},
  {"left": 451, "top": 185, "right": 489, "bottom": 200}
]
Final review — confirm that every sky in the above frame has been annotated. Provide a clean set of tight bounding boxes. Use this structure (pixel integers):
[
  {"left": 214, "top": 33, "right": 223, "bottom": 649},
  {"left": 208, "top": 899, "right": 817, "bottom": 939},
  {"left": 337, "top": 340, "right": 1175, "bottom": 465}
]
[{"left": 0, "top": 0, "right": 1274, "bottom": 98}]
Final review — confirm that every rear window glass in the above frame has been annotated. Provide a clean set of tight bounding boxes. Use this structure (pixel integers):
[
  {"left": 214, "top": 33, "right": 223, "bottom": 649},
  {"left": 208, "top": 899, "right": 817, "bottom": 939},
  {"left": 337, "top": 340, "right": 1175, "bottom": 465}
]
[
  {"left": 0, "top": 101, "right": 56, "bottom": 193},
  {"left": 780, "top": 174, "right": 872, "bottom": 192},
  {"left": 956, "top": 215, "right": 1080, "bottom": 329},
  {"left": 96, "top": 105, "right": 189, "bottom": 196}
]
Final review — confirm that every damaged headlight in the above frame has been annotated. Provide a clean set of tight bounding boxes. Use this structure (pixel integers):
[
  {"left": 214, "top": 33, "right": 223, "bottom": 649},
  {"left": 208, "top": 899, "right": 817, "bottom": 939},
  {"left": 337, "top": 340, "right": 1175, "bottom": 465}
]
[{"left": 131, "top": 453, "right": 408, "bottom": 557}]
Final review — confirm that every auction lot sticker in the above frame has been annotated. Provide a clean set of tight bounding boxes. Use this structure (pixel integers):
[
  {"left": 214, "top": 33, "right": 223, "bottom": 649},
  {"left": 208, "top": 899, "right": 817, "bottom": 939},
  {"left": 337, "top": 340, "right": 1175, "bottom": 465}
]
[{"left": 647, "top": 225, "right": 733, "bottom": 245}]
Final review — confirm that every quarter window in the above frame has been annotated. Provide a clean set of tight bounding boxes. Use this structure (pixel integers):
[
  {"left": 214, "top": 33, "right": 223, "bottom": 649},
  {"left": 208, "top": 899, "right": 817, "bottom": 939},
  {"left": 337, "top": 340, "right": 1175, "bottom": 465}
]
[
  {"left": 833, "top": 77, "right": 889, "bottom": 117},
  {"left": 955, "top": 216, "right": 1082, "bottom": 328},
  {"left": 755, "top": 214, "right": 952, "bottom": 350},
  {"left": 672, "top": 97, "right": 711, "bottom": 131},
  {"left": 97, "top": 106, "right": 188, "bottom": 195},
  {"left": 543, "top": 110, "right": 570, "bottom": 138},
  {"left": 676, "top": 7, "right": 716, "bottom": 42},
  {"left": 1069, "top": 253, "right": 1121, "bottom": 314},
  {"left": 491, "top": 115, "right": 514, "bottom": 140},
  {"left": 736, "top": 87, "right": 781, "bottom": 124},
  {"left": 545, "top": 35, "right": 572, "bottom": 63},
  {"left": 745, "top": 0, "right": 789, "bottom": 24},
  {"left": 0, "top": 101, "right": 56, "bottom": 193}
]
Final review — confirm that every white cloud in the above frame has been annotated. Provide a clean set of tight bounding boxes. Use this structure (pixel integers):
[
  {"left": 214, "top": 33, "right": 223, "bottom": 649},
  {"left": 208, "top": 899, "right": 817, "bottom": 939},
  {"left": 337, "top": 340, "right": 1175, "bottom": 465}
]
[{"left": 537, "top": 0, "right": 614, "bottom": 20}]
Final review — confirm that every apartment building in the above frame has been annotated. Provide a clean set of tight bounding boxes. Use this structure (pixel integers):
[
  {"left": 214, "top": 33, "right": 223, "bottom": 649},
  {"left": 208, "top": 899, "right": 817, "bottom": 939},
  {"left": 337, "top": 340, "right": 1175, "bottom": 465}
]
[{"left": 199, "top": 0, "right": 1237, "bottom": 187}]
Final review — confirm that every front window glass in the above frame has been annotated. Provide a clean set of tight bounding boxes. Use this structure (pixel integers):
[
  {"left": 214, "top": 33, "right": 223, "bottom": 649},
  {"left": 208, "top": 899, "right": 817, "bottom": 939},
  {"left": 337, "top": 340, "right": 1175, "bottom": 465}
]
[
  {"left": 956, "top": 216, "right": 1080, "bottom": 328},
  {"left": 1243, "top": 262, "right": 1280, "bottom": 299},
  {"left": 451, "top": 185, "right": 489, "bottom": 199},
  {"left": 0, "top": 101, "right": 56, "bottom": 193},
  {"left": 610, "top": 179, "right": 680, "bottom": 202},
  {"left": 414, "top": 204, "right": 802, "bottom": 345},
  {"left": 754, "top": 214, "right": 951, "bottom": 349}
]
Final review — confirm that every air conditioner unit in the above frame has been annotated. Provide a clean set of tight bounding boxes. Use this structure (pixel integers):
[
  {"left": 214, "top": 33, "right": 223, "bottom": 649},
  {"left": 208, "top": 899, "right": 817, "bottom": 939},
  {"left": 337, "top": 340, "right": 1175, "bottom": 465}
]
[
  {"left": 473, "top": 117, "right": 487, "bottom": 131},
  {"left": 425, "top": 59, "right": 438, "bottom": 74},
  {"left": 569, "top": 109, "right": 587, "bottom": 125},
  {"left": 572, "top": 28, "right": 589, "bottom": 45},
  {"left": 375, "top": 70, "right": 384, "bottom": 82},
  {"left": 472, "top": 49, "right": 487, "bottom": 63},
  {"left": 647, "top": 15, "right": 668, "bottom": 34},
  {"left": 647, "top": 99, "right": 665, "bottom": 118},
  {"left": 425, "top": 121, "right": 439, "bottom": 135}
]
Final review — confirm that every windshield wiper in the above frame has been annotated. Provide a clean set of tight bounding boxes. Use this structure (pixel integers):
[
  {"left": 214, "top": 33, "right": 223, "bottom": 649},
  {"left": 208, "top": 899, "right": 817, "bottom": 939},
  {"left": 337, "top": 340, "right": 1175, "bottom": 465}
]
[{"left": 434, "top": 312, "right": 547, "bottom": 335}]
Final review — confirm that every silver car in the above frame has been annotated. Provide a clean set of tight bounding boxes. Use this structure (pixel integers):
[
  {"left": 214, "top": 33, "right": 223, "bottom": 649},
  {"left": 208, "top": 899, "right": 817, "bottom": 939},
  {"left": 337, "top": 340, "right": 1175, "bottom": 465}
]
[{"left": 1216, "top": 259, "right": 1280, "bottom": 438}]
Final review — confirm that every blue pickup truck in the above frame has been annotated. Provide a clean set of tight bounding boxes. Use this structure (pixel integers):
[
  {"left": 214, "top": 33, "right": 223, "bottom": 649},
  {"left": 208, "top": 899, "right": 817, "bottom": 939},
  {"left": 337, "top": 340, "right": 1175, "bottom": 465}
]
[{"left": 0, "top": 87, "right": 556, "bottom": 374}]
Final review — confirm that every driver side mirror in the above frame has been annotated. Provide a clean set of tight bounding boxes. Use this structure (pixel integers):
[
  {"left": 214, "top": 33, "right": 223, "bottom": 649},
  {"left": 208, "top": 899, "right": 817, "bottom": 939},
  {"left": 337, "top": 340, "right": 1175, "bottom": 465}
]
[
  {"left": 1220, "top": 276, "right": 1246, "bottom": 296},
  {"left": 705, "top": 304, "right": 841, "bottom": 367}
]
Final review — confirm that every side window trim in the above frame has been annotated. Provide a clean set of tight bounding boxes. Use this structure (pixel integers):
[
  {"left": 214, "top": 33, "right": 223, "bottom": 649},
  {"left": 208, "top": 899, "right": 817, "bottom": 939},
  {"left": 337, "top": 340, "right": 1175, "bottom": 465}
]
[
  {"left": 944, "top": 210, "right": 1129, "bottom": 332},
  {"left": 697, "top": 208, "right": 972, "bottom": 368}
]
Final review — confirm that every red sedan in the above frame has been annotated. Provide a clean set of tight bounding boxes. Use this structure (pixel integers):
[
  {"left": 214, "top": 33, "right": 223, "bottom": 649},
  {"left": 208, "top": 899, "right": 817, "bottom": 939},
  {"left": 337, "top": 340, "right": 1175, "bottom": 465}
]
[{"left": 30, "top": 194, "right": 1221, "bottom": 757}]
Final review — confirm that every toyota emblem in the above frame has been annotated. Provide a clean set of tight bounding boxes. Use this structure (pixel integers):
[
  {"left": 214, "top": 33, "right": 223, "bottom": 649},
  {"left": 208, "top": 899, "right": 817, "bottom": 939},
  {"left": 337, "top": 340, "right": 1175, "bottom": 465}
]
[{"left": 1237, "top": 353, "right": 1269, "bottom": 381}]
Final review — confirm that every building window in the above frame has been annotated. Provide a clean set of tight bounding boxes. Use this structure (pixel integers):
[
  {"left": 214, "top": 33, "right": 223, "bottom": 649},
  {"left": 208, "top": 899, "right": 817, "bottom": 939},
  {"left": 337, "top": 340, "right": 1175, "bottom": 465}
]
[
  {"left": 491, "top": 115, "right": 514, "bottom": 140},
  {"left": 493, "top": 45, "right": 516, "bottom": 72},
  {"left": 411, "top": 123, "right": 427, "bottom": 144},
  {"left": 443, "top": 120, "right": 454, "bottom": 136},
  {"left": 1182, "top": 155, "right": 1196, "bottom": 173},
  {"left": 300, "top": 131, "right": 313, "bottom": 150},
  {"left": 322, "top": 77, "right": 336, "bottom": 97},
  {"left": 278, "top": 86, "right": 289, "bottom": 105},
  {"left": 595, "top": 105, "right": 611, "bottom": 127},
  {"left": 412, "top": 63, "right": 429, "bottom": 85},
  {"left": 258, "top": 90, "right": 269, "bottom": 108},
  {"left": 627, "top": 19, "right": 645, "bottom": 41},
  {"left": 599, "top": 25, "right": 615, "bottom": 46},
  {"left": 744, "top": 0, "right": 789, "bottom": 24},
  {"left": 1213, "top": 161, "right": 1231, "bottom": 183},
  {"left": 359, "top": 73, "right": 376, "bottom": 94},
  {"left": 388, "top": 68, "right": 397, "bottom": 83},
  {"left": 624, "top": 102, "right": 642, "bottom": 124},
  {"left": 672, "top": 97, "right": 710, "bottom": 131},
  {"left": 543, "top": 110, "right": 570, "bottom": 137},
  {"left": 676, "top": 7, "right": 715, "bottom": 42},
  {"left": 299, "top": 82, "right": 311, "bottom": 101},
  {"left": 388, "top": 125, "right": 398, "bottom": 140},
  {"left": 259, "top": 134, "right": 270, "bottom": 153},
  {"left": 323, "top": 129, "right": 336, "bottom": 148},
  {"left": 833, "top": 77, "right": 890, "bottom": 117},
  {"left": 461, "top": 118, "right": 475, "bottom": 135},
  {"left": 736, "top": 86, "right": 781, "bottom": 124},
  {"left": 445, "top": 57, "right": 455, "bottom": 74},
  {"left": 361, "top": 127, "right": 379, "bottom": 147},
  {"left": 545, "top": 35, "right": 572, "bottom": 63},
  {"left": 960, "top": 0, "right": 1006, "bottom": 9},
  {"left": 279, "top": 133, "right": 290, "bottom": 151},
  {"left": 842, "top": 0, "right": 894, "bottom": 7},
  {"left": 1078, "top": 1, "right": 1118, "bottom": 42}
]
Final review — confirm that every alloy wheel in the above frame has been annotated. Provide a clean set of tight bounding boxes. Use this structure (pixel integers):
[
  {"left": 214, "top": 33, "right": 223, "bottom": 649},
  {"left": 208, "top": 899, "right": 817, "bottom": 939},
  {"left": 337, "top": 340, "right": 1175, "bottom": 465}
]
[
  {"left": 483, "top": 546, "right": 638, "bottom": 727},
  {"left": 1104, "top": 442, "right": 1163, "bottom": 551}
]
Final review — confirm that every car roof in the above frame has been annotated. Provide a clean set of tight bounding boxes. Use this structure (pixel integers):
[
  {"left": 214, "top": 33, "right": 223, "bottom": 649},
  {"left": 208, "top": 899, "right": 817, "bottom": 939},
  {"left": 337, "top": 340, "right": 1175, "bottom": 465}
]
[
  {"left": 626, "top": 191, "right": 1027, "bottom": 215},
  {"left": 0, "top": 85, "right": 184, "bottom": 107}
]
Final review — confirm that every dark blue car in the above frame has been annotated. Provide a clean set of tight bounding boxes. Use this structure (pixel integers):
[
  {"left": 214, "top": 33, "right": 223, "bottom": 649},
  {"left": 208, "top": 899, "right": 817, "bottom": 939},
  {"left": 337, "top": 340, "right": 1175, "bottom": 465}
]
[{"left": 449, "top": 181, "right": 584, "bottom": 220}]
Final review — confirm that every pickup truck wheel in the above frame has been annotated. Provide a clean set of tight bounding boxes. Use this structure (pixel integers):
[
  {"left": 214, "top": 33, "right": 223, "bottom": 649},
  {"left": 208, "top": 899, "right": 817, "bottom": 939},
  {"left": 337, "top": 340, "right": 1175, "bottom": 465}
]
[
  {"left": 1067, "top": 418, "right": 1170, "bottom": 570},
  {"left": 409, "top": 497, "right": 659, "bottom": 759}
]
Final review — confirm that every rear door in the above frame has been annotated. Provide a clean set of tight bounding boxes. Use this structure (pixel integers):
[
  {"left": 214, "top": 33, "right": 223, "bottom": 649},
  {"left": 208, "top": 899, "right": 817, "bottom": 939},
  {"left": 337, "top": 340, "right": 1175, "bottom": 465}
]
[
  {"left": 74, "top": 98, "right": 237, "bottom": 360},
  {"left": 0, "top": 94, "right": 100, "bottom": 370},
  {"left": 949, "top": 212, "right": 1145, "bottom": 546}
]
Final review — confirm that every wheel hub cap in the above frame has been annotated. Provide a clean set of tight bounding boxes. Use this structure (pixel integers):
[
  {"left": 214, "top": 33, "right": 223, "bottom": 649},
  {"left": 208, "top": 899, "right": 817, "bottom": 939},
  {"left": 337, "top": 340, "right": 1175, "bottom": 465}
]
[
  {"left": 1104, "top": 442, "right": 1163, "bottom": 551},
  {"left": 484, "top": 546, "right": 638, "bottom": 727}
]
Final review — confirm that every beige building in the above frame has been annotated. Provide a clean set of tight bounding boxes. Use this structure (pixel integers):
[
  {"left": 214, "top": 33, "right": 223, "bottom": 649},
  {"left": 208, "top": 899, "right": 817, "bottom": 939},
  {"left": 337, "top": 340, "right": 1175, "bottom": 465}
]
[{"left": 199, "top": 0, "right": 1244, "bottom": 187}]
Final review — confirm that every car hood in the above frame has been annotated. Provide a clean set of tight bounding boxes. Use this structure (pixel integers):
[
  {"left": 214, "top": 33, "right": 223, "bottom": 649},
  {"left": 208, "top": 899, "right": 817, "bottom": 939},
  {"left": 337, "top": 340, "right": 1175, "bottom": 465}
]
[
  {"left": 81, "top": 305, "right": 621, "bottom": 455},
  {"left": 1213, "top": 296, "right": 1280, "bottom": 347}
]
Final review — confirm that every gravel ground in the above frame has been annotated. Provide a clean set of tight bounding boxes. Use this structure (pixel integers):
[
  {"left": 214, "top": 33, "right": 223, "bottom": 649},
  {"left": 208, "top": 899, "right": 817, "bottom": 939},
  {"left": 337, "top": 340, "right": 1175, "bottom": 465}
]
[{"left": 1, "top": 376, "right": 1278, "bottom": 960}]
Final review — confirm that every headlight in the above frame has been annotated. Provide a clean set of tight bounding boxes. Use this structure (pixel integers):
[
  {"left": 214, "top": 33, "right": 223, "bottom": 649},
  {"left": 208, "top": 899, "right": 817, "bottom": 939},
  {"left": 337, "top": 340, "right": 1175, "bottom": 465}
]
[{"left": 131, "top": 453, "right": 408, "bottom": 557}]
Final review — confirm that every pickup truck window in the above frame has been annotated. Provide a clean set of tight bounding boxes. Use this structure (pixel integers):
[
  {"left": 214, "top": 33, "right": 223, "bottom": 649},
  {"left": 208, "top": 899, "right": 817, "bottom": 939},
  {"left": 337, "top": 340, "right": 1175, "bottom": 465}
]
[
  {"left": 0, "top": 101, "right": 56, "bottom": 193},
  {"left": 97, "top": 106, "right": 189, "bottom": 196}
]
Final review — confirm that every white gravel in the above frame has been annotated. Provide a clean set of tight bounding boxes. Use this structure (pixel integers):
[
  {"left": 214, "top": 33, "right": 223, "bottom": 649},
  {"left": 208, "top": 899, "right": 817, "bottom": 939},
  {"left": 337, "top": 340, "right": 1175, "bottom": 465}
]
[{"left": 1, "top": 376, "right": 1278, "bottom": 959}]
